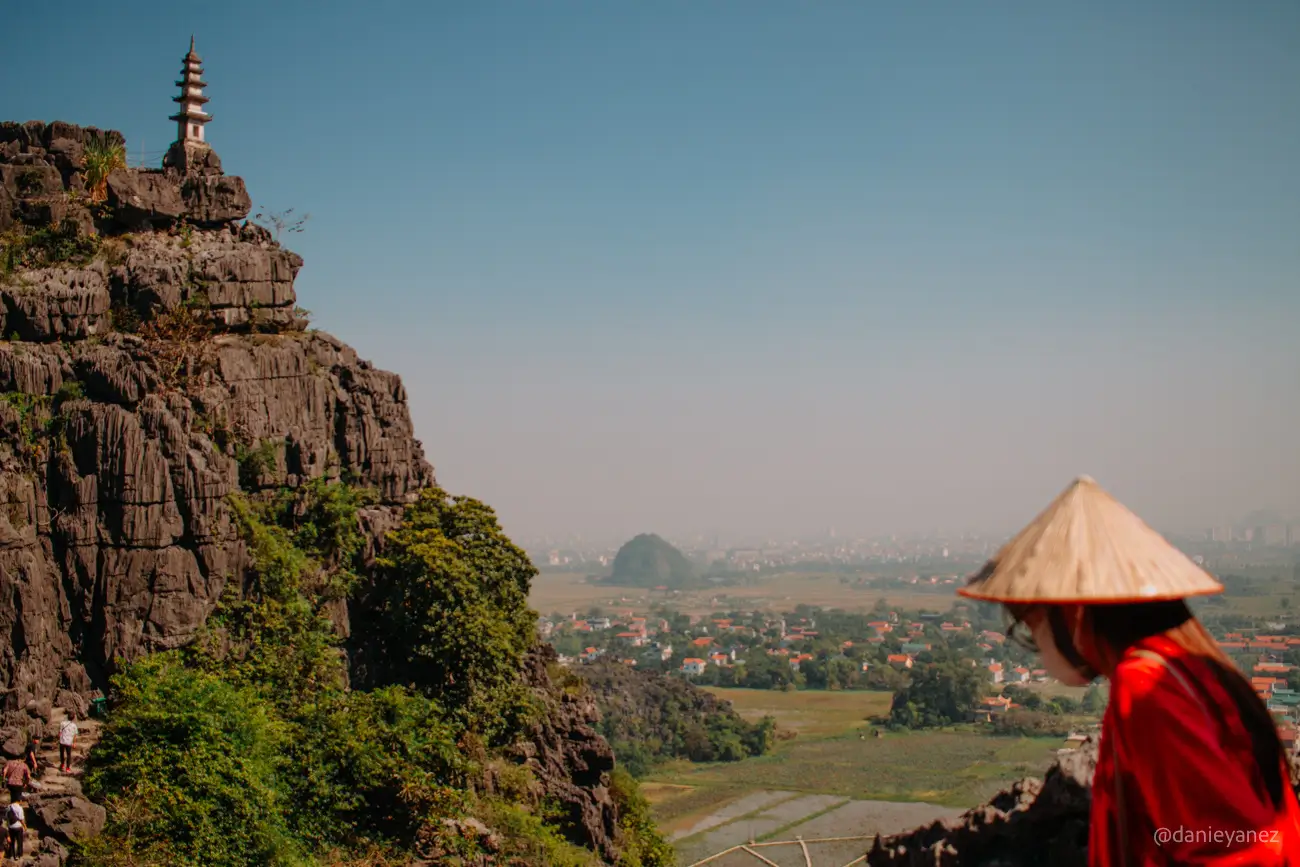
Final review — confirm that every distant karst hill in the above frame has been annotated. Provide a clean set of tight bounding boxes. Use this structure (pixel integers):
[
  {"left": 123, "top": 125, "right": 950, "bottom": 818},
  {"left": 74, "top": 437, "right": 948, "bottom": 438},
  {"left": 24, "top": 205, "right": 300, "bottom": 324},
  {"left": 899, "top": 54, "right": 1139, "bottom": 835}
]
[{"left": 607, "top": 532, "right": 699, "bottom": 588}]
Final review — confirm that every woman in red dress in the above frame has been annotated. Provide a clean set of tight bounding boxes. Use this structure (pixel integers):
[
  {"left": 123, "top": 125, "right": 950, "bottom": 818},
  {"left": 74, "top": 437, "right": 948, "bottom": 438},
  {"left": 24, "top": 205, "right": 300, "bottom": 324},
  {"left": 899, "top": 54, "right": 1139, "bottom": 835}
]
[{"left": 961, "top": 476, "right": 1300, "bottom": 866}]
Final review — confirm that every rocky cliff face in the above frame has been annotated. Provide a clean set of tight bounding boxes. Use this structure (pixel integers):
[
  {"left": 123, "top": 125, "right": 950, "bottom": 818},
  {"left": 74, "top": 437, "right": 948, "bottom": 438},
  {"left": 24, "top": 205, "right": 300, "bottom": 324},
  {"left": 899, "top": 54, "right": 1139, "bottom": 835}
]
[
  {"left": 1, "top": 121, "right": 432, "bottom": 713},
  {"left": 512, "top": 646, "right": 620, "bottom": 861},
  {"left": 1, "top": 118, "right": 632, "bottom": 864}
]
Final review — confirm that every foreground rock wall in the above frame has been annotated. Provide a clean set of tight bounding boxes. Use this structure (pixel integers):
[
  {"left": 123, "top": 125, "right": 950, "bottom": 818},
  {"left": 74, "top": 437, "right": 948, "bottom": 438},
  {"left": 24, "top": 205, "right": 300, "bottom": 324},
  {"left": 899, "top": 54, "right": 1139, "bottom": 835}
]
[
  {"left": 867, "top": 737, "right": 1300, "bottom": 867},
  {"left": 866, "top": 739, "right": 1096, "bottom": 867}
]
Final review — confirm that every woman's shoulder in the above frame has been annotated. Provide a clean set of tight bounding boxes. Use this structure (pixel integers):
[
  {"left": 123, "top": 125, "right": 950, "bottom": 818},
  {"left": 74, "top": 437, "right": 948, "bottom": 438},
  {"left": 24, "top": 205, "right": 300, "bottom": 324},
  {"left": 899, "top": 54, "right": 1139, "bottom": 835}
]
[{"left": 1110, "top": 639, "right": 1221, "bottom": 722}]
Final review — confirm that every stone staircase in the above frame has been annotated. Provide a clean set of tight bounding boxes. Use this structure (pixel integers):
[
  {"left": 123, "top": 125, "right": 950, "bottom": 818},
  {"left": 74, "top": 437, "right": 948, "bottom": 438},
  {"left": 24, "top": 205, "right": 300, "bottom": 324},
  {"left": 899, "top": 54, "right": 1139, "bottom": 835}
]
[{"left": 3, "top": 706, "right": 105, "bottom": 866}]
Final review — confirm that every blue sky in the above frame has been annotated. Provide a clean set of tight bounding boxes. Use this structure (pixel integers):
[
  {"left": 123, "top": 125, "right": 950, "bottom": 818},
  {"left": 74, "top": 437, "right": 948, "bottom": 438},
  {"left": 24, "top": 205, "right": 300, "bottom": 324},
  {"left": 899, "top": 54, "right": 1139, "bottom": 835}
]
[{"left": 6, "top": 1, "right": 1298, "bottom": 543}]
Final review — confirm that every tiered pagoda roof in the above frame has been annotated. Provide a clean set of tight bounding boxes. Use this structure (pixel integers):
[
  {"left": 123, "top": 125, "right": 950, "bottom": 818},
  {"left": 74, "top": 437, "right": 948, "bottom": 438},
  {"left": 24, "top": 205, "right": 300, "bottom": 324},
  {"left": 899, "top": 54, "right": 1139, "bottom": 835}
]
[{"left": 169, "top": 36, "right": 211, "bottom": 127}]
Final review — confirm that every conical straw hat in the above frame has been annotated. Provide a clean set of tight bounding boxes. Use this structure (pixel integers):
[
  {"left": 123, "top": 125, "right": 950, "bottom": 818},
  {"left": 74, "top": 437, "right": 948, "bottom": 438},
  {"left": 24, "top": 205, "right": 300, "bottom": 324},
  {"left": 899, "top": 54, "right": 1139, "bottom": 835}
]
[{"left": 958, "top": 475, "right": 1223, "bottom": 604}]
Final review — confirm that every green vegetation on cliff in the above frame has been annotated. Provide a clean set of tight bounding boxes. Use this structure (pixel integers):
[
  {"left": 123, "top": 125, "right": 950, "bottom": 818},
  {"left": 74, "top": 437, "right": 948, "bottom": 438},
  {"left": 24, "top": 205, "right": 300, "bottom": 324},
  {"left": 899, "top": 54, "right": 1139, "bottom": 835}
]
[
  {"left": 580, "top": 659, "right": 775, "bottom": 777},
  {"left": 607, "top": 533, "right": 698, "bottom": 589},
  {"left": 77, "top": 480, "right": 672, "bottom": 867}
]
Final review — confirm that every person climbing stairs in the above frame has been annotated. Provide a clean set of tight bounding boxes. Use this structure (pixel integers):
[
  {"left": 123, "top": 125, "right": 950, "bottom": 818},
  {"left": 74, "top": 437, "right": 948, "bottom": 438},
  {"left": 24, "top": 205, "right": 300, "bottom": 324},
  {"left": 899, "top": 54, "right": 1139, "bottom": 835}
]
[{"left": 2, "top": 706, "right": 103, "bottom": 866}]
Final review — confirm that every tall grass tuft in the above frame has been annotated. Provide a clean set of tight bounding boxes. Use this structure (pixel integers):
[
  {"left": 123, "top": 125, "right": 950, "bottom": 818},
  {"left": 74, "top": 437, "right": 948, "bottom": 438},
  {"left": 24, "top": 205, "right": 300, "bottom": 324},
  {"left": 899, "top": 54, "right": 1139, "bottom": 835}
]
[{"left": 84, "top": 138, "right": 127, "bottom": 203}]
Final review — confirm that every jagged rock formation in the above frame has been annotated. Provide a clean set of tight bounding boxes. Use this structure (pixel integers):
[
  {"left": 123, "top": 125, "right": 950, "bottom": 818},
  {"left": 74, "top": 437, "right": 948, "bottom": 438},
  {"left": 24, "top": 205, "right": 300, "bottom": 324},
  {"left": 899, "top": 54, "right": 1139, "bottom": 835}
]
[
  {"left": 512, "top": 646, "right": 620, "bottom": 861},
  {"left": 866, "top": 739, "right": 1097, "bottom": 867},
  {"left": 0, "top": 121, "right": 432, "bottom": 711},
  {"left": 0, "top": 119, "right": 629, "bottom": 863}
]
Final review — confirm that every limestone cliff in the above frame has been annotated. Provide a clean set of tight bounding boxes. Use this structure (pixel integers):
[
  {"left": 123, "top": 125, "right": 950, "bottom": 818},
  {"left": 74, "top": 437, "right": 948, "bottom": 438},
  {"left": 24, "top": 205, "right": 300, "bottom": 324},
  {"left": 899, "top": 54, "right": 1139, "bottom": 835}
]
[
  {"left": 1, "top": 121, "right": 432, "bottom": 711},
  {"left": 0, "top": 120, "right": 621, "bottom": 862}
]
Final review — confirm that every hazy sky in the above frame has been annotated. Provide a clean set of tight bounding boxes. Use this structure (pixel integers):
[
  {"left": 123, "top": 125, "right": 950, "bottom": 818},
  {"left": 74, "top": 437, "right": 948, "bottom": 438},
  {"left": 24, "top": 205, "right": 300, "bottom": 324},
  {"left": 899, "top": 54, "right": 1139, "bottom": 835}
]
[{"left": 7, "top": 2, "right": 1298, "bottom": 542}]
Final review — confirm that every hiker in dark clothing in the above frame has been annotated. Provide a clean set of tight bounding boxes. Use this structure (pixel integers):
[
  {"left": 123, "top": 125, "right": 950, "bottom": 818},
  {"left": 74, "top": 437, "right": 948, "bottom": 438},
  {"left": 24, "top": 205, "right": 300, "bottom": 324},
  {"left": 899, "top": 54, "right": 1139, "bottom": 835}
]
[{"left": 22, "top": 738, "right": 38, "bottom": 777}]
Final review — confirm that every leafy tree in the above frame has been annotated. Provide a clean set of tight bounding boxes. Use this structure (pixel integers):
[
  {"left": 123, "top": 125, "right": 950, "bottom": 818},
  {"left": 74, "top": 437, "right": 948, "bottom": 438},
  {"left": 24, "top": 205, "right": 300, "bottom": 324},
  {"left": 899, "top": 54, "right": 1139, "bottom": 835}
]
[
  {"left": 1053, "top": 695, "right": 1081, "bottom": 714},
  {"left": 354, "top": 486, "right": 538, "bottom": 738},
  {"left": 889, "top": 662, "right": 985, "bottom": 728},
  {"left": 1081, "top": 683, "right": 1109, "bottom": 714}
]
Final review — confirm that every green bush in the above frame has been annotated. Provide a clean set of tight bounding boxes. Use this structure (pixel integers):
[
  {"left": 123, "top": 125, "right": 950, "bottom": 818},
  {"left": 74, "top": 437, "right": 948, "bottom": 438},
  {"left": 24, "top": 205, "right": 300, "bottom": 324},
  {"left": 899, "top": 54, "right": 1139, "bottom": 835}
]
[
  {"left": 235, "top": 439, "right": 280, "bottom": 490},
  {"left": 610, "top": 768, "right": 676, "bottom": 867},
  {"left": 81, "top": 656, "right": 306, "bottom": 867},
  {"left": 0, "top": 220, "right": 100, "bottom": 277},
  {"left": 282, "top": 685, "right": 466, "bottom": 849}
]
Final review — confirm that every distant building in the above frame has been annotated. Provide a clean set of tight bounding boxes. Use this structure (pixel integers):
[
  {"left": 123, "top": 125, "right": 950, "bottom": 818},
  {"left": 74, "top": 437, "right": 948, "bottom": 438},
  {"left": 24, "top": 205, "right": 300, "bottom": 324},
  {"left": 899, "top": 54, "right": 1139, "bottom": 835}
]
[
  {"left": 681, "top": 658, "right": 707, "bottom": 676},
  {"left": 973, "top": 695, "right": 1015, "bottom": 722}
]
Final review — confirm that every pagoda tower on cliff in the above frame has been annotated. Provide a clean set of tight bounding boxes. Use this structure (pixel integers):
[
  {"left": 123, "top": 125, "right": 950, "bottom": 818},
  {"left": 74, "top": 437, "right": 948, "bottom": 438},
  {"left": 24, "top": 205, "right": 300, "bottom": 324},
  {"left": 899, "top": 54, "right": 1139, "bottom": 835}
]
[
  {"left": 164, "top": 36, "right": 220, "bottom": 174},
  {"left": 171, "top": 36, "right": 210, "bottom": 143}
]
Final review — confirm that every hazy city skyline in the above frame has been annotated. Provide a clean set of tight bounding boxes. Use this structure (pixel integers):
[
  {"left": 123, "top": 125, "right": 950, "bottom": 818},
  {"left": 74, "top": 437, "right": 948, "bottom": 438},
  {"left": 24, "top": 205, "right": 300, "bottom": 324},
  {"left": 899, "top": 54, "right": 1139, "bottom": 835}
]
[{"left": 8, "top": 2, "right": 1297, "bottom": 542}]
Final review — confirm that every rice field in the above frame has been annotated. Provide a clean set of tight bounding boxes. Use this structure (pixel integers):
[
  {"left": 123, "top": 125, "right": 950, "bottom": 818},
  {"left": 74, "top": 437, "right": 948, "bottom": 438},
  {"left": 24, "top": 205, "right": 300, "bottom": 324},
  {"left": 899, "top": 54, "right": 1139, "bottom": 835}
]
[
  {"left": 704, "top": 687, "right": 893, "bottom": 738},
  {"left": 644, "top": 680, "right": 1063, "bottom": 865},
  {"left": 646, "top": 728, "right": 1060, "bottom": 808},
  {"left": 529, "top": 569, "right": 958, "bottom": 617}
]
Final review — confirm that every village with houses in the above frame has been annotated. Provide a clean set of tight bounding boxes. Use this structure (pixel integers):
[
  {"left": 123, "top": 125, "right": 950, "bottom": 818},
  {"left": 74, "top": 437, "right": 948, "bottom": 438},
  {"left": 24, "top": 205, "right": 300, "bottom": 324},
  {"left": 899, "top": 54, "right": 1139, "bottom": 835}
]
[{"left": 539, "top": 602, "right": 1300, "bottom": 750}]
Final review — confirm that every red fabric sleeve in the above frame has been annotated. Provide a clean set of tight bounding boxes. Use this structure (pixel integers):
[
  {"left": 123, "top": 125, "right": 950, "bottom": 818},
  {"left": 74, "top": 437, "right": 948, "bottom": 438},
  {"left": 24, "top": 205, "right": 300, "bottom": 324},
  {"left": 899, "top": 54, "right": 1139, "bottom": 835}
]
[{"left": 1111, "top": 657, "right": 1285, "bottom": 865}]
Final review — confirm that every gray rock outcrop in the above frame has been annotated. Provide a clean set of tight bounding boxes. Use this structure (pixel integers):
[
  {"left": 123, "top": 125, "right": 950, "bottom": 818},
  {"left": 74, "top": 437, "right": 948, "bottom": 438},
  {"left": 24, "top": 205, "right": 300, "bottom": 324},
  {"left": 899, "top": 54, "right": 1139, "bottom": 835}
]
[
  {"left": 0, "top": 121, "right": 434, "bottom": 712},
  {"left": 866, "top": 738, "right": 1097, "bottom": 867}
]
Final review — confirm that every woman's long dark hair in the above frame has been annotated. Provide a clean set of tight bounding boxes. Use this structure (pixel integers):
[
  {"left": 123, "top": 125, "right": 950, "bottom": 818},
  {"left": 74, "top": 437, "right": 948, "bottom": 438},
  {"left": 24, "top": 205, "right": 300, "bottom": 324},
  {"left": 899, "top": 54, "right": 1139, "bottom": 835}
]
[{"left": 1018, "top": 600, "right": 1288, "bottom": 808}]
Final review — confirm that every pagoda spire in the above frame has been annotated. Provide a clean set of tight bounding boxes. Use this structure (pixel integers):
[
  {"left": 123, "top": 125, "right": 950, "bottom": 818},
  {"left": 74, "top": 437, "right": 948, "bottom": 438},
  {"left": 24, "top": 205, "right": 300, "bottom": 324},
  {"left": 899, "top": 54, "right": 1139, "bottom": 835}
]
[{"left": 169, "top": 36, "right": 211, "bottom": 146}]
